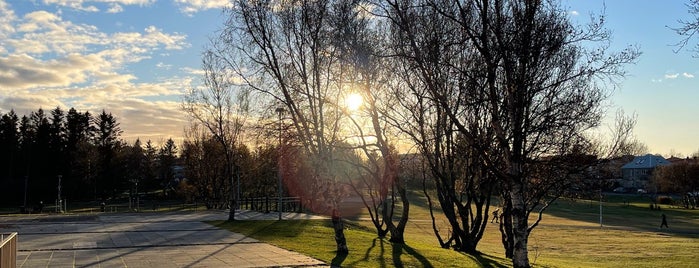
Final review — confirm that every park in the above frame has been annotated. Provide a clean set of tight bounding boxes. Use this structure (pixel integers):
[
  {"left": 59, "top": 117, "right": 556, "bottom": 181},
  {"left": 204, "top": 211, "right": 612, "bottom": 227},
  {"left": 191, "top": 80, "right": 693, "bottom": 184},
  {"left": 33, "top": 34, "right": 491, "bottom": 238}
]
[
  {"left": 213, "top": 192, "right": 699, "bottom": 267},
  {"left": 2, "top": 1, "right": 699, "bottom": 268},
  {"left": 2, "top": 191, "right": 697, "bottom": 267}
]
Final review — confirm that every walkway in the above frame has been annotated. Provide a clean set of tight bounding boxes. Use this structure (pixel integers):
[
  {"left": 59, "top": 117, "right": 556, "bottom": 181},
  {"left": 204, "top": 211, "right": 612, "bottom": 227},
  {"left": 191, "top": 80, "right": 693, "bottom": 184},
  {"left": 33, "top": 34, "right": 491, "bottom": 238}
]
[{"left": 0, "top": 210, "right": 328, "bottom": 267}]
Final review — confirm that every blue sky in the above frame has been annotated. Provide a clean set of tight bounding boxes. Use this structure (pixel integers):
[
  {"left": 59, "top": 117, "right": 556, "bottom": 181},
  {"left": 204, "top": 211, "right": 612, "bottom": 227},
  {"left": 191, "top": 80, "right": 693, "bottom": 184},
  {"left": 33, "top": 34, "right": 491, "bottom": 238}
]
[
  {"left": 0, "top": 0, "right": 697, "bottom": 156},
  {"left": 565, "top": 0, "right": 699, "bottom": 156}
]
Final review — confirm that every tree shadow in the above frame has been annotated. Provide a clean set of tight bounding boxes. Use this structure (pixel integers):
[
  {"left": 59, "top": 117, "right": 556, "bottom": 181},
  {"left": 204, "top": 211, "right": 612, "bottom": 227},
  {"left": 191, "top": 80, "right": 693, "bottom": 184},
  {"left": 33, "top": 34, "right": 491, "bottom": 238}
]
[
  {"left": 391, "top": 242, "right": 432, "bottom": 268},
  {"left": 331, "top": 251, "right": 348, "bottom": 267},
  {"left": 362, "top": 238, "right": 379, "bottom": 262},
  {"left": 459, "top": 251, "right": 510, "bottom": 268}
]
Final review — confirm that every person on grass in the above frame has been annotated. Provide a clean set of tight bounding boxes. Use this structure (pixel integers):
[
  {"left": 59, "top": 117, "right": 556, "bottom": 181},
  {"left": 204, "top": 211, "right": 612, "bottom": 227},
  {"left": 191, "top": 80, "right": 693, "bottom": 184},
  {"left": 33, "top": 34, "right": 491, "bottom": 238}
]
[{"left": 660, "top": 213, "right": 669, "bottom": 228}]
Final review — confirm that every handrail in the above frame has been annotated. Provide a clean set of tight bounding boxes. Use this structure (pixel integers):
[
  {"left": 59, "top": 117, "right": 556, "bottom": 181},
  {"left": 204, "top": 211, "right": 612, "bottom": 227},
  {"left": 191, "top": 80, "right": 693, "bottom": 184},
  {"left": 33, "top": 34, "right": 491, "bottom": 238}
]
[
  {"left": 0, "top": 232, "right": 17, "bottom": 268},
  {"left": 240, "top": 196, "right": 303, "bottom": 213}
]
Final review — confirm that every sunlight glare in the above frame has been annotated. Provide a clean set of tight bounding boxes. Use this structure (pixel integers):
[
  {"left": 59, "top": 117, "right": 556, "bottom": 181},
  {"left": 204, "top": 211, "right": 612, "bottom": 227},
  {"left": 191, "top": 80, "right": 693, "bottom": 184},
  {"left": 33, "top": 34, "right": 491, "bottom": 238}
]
[{"left": 345, "top": 93, "right": 363, "bottom": 111}]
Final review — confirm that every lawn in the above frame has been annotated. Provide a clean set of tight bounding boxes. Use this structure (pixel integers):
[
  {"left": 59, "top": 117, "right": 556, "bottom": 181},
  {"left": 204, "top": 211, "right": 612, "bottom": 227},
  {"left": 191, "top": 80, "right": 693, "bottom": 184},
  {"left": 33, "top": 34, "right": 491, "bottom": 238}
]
[{"left": 212, "top": 192, "right": 699, "bottom": 268}]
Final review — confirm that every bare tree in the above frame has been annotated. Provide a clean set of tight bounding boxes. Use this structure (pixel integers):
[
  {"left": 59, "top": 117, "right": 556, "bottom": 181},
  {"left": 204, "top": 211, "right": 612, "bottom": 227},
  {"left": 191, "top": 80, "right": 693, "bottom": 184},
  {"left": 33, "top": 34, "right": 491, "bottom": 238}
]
[
  {"left": 383, "top": 0, "right": 639, "bottom": 267},
  {"left": 329, "top": 1, "right": 412, "bottom": 243},
  {"left": 182, "top": 125, "right": 231, "bottom": 209},
  {"left": 589, "top": 109, "right": 648, "bottom": 158},
  {"left": 653, "top": 160, "right": 699, "bottom": 208},
  {"left": 672, "top": 0, "right": 699, "bottom": 54},
  {"left": 215, "top": 0, "right": 373, "bottom": 253},
  {"left": 183, "top": 51, "right": 249, "bottom": 221},
  {"left": 377, "top": 0, "right": 499, "bottom": 254}
]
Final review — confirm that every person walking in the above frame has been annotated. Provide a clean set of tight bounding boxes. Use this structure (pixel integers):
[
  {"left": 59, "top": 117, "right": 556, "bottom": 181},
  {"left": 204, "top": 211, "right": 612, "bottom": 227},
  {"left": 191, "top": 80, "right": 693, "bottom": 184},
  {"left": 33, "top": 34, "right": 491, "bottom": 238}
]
[
  {"left": 660, "top": 213, "right": 669, "bottom": 228},
  {"left": 491, "top": 208, "right": 500, "bottom": 223}
]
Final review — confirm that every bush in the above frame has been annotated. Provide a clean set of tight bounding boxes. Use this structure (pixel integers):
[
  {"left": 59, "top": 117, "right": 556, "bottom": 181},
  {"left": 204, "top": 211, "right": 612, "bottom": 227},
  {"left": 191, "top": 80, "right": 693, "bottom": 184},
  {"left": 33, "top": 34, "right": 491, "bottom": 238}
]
[{"left": 657, "top": 196, "right": 673, "bottom": 205}]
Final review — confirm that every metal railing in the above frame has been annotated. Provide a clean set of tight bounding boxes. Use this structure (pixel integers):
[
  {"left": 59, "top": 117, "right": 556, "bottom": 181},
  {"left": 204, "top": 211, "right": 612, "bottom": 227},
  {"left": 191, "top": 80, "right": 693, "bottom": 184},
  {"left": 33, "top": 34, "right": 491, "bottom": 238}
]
[
  {"left": 239, "top": 196, "right": 302, "bottom": 213},
  {"left": 0, "top": 232, "right": 17, "bottom": 268}
]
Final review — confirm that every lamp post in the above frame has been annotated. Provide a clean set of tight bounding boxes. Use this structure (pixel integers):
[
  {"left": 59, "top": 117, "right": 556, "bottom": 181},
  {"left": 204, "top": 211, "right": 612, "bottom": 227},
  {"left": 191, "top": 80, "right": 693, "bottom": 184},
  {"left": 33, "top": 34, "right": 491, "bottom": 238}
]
[
  {"left": 599, "top": 175, "right": 603, "bottom": 228},
  {"left": 276, "top": 107, "right": 285, "bottom": 220},
  {"left": 57, "top": 175, "right": 62, "bottom": 213},
  {"left": 23, "top": 176, "right": 28, "bottom": 210},
  {"left": 135, "top": 180, "right": 139, "bottom": 212}
]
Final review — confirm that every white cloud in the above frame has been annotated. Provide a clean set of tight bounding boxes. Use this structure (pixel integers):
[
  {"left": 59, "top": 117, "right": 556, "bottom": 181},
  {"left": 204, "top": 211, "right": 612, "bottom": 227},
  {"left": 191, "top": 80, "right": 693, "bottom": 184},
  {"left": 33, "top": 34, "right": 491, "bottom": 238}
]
[
  {"left": 662, "top": 72, "right": 694, "bottom": 80},
  {"left": 181, "top": 66, "right": 205, "bottom": 76},
  {"left": 156, "top": 62, "right": 173, "bottom": 70},
  {"left": 0, "top": 4, "right": 194, "bottom": 142},
  {"left": 0, "top": 53, "right": 101, "bottom": 90},
  {"left": 0, "top": 1, "right": 17, "bottom": 42},
  {"left": 107, "top": 3, "right": 124, "bottom": 13},
  {"left": 175, "top": 0, "right": 230, "bottom": 15},
  {"left": 664, "top": 73, "right": 679, "bottom": 79},
  {"left": 0, "top": 76, "right": 193, "bottom": 143},
  {"left": 41, "top": 0, "right": 154, "bottom": 13},
  {"left": 569, "top": 10, "right": 579, "bottom": 16}
]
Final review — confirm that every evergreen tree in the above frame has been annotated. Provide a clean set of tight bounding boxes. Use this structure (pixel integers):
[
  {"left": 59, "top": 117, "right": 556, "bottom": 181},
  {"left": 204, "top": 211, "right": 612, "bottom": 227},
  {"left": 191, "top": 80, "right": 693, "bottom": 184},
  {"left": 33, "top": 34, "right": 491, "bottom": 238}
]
[
  {"left": 95, "top": 110, "right": 123, "bottom": 198},
  {"left": 158, "top": 138, "right": 178, "bottom": 195},
  {"left": 29, "top": 109, "right": 54, "bottom": 201},
  {"left": 143, "top": 140, "right": 158, "bottom": 192},
  {"left": 0, "top": 110, "right": 20, "bottom": 204}
]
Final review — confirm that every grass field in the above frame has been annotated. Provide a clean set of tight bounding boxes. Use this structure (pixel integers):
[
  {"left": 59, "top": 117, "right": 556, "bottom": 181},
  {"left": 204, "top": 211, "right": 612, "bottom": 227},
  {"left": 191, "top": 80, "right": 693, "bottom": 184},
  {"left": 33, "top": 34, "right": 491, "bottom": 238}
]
[{"left": 213, "top": 192, "right": 699, "bottom": 268}]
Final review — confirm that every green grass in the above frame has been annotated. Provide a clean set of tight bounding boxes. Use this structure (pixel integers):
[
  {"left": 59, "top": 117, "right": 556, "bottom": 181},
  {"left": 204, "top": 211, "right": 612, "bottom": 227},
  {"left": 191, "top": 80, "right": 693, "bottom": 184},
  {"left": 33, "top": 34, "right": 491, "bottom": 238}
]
[
  {"left": 211, "top": 219, "right": 509, "bottom": 267},
  {"left": 212, "top": 193, "right": 699, "bottom": 268}
]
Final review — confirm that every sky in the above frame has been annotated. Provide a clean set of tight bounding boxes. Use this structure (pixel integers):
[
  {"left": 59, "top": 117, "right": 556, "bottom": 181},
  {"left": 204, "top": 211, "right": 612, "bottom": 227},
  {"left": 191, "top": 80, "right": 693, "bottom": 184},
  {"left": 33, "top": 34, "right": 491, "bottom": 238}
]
[{"left": 0, "top": 0, "right": 697, "bottom": 156}]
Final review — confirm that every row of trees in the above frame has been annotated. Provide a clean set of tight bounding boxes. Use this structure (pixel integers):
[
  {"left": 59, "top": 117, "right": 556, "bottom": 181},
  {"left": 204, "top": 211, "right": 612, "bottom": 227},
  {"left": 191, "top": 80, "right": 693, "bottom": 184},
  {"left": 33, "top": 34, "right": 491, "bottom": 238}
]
[
  {"left": 0, "top": 106, "right": 301, "bottom": 210},
  {"left": 179, "top": 0, "right": 641, "bottom": 267},
  {"left": 0, "top": 107, "right": 178, "bottom": 204},
  {"left": 652, "top": 159, "right": 699, "bottom": 208}
]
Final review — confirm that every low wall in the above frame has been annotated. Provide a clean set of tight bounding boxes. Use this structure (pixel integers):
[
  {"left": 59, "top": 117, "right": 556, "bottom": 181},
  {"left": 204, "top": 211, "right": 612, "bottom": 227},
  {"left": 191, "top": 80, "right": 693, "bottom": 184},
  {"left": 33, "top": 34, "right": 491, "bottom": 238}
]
[{"left": 0, "top": 232, "right": 17, "bottom": 268}]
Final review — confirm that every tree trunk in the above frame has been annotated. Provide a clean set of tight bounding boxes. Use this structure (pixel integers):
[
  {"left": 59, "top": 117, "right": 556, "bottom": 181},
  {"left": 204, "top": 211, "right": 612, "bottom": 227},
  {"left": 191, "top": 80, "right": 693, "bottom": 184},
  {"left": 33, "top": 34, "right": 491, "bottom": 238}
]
[
  {"left": 332, "top": 210, "right": 349, "bottom": 253},
  {"left": 510, "top": 181, "right": 530, "bottom": 268},
  {"left": 499, "top": 196, "right": 514, "bottom": 259},
  {"left": 227, "top": 163, "right": 238, "bottom": 221},
  {"left": 387, "top": 182, "right": 409, "bottom": 244}
]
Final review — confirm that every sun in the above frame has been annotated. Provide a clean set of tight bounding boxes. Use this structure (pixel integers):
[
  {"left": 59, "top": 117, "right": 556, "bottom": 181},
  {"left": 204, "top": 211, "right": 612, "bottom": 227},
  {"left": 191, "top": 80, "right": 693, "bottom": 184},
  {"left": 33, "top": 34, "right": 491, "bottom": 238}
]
[{"left": 345, "top": 93, "right": 363, "bottom": 111}]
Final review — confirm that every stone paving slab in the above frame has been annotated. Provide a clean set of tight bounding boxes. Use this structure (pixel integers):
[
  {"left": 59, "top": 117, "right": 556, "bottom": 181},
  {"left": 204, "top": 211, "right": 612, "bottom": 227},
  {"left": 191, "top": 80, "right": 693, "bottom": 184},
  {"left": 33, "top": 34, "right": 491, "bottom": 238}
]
[{"left": 0, "top": 210, "right": 328, "bottom": 267}]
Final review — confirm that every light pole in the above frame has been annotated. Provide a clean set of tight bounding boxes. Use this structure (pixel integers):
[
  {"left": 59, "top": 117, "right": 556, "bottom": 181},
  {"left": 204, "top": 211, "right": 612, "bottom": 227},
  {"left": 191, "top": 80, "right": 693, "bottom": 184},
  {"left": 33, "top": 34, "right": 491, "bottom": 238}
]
[
  {"left": 135, "top": 180, "right": 139, "bottom": 212},
  {"left": 276, "top": 107, "right": 285, "bottom": 220},
  {"left": 57, "top": 175, "right": 62, "bottom": 213},
  {"left": 23, "top": 176, "right": 28, "bottom": 210},
  {"left": 599, "top": 175, "right": 603, "bottom": 228}
]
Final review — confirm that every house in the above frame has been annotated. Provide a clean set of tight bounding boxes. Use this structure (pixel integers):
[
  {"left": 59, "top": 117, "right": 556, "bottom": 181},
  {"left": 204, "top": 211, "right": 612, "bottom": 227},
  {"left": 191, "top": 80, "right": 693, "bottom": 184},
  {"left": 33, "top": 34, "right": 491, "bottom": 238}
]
[{"left": 620, "top": 154, "right": 670, "bottom": 189}]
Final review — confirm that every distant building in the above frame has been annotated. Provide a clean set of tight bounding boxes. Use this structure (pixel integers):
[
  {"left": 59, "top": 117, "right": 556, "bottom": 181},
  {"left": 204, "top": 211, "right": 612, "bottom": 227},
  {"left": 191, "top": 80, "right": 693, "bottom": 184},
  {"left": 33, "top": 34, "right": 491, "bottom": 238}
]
[{"left": 620, "top": 154, "right": 670, "bottom": 189}]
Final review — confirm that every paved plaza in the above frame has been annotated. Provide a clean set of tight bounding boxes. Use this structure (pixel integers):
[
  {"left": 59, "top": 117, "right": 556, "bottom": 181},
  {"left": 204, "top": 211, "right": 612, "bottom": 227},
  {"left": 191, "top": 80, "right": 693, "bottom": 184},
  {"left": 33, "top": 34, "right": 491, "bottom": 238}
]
[{"left": 0, "top": 210, "right": 329, "bottom": 267}]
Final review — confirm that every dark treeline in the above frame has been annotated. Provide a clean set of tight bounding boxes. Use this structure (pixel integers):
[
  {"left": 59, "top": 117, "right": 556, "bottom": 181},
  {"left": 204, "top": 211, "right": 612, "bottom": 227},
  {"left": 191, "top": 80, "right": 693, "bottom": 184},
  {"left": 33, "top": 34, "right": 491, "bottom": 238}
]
[{"left": 0, "top": 107, "right": 178, "bottom": 206}]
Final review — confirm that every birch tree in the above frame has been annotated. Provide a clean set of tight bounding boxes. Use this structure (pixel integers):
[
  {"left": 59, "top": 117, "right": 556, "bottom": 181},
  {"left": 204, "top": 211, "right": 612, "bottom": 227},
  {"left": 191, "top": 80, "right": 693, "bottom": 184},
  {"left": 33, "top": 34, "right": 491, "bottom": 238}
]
[
  {"left": 383, "top": 0, "right": 639, "bottom": 267},
  {"left": 183, "top": 51, "right": 249, "bottom": 221},
  {"left": 215, "top": 0, "right": 367, "bottom": 253}
]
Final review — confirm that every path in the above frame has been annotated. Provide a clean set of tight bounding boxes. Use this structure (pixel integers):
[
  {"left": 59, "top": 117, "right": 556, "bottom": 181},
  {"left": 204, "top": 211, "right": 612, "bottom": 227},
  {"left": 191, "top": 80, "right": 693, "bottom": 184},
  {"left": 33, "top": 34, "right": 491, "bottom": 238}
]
[{"left": 0, "top": 210, "right": 328, "bottom": 267}]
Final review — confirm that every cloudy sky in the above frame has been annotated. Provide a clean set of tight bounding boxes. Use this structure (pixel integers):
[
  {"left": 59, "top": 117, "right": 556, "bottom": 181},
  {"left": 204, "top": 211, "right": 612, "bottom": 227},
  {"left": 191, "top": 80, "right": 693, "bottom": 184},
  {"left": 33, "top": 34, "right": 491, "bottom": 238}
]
[
  {"left": 0, "top": 0, "right": 228, "bottom": 144},
  {"left": 0, "top": 0, "right": 697, "bottom": 156}
]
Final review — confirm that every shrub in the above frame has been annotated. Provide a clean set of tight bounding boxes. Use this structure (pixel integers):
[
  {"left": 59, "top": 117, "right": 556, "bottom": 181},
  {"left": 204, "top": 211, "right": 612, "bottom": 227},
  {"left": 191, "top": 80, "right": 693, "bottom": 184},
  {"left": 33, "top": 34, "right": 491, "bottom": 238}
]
[{"left": 657, "top": 196, "right": 673, "bottom": 205}]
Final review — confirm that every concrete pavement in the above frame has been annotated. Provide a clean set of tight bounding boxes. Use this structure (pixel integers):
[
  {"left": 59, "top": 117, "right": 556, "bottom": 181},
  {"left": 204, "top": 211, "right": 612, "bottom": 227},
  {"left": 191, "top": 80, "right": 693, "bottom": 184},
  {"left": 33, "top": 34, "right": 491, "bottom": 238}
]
[{"left": 0, "top": 210, "right": 329, "bottom": 267}]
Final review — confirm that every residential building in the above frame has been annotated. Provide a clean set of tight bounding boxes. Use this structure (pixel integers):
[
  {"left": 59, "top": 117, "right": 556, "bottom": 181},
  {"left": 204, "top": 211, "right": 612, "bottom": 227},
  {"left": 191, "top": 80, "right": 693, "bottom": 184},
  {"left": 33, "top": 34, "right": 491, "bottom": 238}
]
[{"left": 620, "top": 154, "right": 670, "bottom": 189}]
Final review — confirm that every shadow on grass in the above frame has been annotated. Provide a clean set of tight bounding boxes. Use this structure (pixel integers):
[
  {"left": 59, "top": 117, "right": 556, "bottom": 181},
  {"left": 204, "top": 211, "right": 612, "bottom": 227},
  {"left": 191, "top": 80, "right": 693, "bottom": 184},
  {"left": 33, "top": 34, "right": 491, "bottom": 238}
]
[
  {"left": 346, "top": 237, "right": 425, "bottom": 268},
  {"left": 459, "top": 252, "right": 510, "bottom": 268},
  {"left": 544, "top": 198, "right": 699, "bottom": 238},
  {"left": 391, "top": 241, "right": 432, "bottom": 267},
  {"left": 331, "top": 251, "right": 348, "bottom": 267}
]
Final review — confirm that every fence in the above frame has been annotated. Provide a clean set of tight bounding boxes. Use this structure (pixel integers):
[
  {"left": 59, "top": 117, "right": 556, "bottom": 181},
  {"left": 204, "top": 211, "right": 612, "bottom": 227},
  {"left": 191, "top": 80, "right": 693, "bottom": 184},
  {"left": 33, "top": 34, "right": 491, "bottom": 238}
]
[
  {"left": 0, "top": 233, "right": 17, "bottom": 268},
  {"left": 239, "top": 196, "right": 302, "bottom": 213}
]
